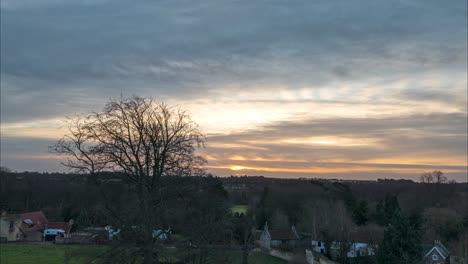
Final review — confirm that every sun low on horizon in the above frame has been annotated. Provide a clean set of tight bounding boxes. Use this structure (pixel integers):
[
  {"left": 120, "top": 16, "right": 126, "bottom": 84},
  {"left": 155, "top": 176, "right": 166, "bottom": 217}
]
[{"left": 1, "top": 0, "right": 467, "bottom": 182}]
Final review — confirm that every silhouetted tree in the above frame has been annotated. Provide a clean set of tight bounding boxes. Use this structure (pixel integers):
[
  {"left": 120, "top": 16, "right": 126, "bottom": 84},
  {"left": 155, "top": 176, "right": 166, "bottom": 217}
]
[
  {"left": 232, "top": 212, "right": 255, "bottom": 264},
  {"left": 52, "top": 96, "right": 206, "bottom": 264},
  {"left": 420, "top": 170, "right": 447, "bottom": 184},
  {"left": 419, "top": 172, "right": 434, "bottom": 183}
]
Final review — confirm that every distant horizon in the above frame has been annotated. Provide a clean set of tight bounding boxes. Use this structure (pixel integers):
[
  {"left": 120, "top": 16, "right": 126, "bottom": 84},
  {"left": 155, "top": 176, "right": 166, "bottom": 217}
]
[
  {"left": 1, "top": 167, "right": 466, "bottom": 183},
  {"left": 1, "top": 0, "right": 467, "bottom": 182}
]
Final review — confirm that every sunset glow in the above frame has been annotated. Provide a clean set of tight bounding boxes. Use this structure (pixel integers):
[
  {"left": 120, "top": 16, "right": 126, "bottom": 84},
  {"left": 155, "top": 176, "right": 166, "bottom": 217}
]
[{"left": 1, "top": 0, "right": 467, "bottom": 181}]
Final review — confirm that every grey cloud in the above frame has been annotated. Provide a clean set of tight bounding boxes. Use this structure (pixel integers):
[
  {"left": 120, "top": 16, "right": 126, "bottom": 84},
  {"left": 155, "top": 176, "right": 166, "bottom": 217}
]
[
  {"left": 205, "top": 112, "right": 468, "bottom": 163},
  {"left": 0, "top": 136, "right": 65, "bottom": 172},
  {"left": 1, "top": 0, "right": 467, "bottom": 122},
  {"left": 209, "top": 113, "right": 468, "bottom": 141},
  {"left": 202, "top": 112, "right": 467, "bottom": 181},
  {"left": 396, "top": 89, "right": 466, "bottom": 105},
  {"left": 1, "top": 0, "right": 466, "bottom": 180}
]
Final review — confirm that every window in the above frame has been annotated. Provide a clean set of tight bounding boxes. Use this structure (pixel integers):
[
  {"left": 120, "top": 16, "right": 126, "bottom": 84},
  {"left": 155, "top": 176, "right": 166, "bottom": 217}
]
[
  {"left": 318, "top": 242, "right": 321, "bottom": 247},
  {"left": 432, "top": 254, "right": 438, "bottom": 260},
  {"left": 23, "top": 219, "right": 34, "bottom": 227}
]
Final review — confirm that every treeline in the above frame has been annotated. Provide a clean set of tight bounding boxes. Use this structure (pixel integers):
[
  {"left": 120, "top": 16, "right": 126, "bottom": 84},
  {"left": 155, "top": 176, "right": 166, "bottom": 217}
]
[
  {"left": 1, "top": 171, "right": 467, "bottom": 262},
  {"left": 222, "top": 176, "right": 468, "bottom": 261},
  {"left": 1, "top": 170, "right": 242, "bottom": 263},
  {"left": 0, "top": 171, "right": 229, "bottom": 226}
]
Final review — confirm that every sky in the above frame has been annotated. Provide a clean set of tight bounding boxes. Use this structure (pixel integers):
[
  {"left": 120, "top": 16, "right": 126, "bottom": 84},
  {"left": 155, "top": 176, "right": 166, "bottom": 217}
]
[{"left": 1, "top": 0, "right": 467, "bottom": 181}]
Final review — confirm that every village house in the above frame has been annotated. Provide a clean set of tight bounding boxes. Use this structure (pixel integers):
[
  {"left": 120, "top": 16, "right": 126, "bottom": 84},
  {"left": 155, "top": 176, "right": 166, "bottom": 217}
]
[
  {"left": 422, "top": 240, "right": 450, "bottom": 264},
  {"left": 259, "top": 222, "right": 300, "bottom": 250},
  {"left": 19, "top": 211, "right": 48, "bottom": 241},
  {"left": 311, "top": 240, "right": 327, "bottom": 254},
  {"left": 346, "top": 242, "right": 375, "bottom": 258},
  {"left": 0, "top": 211, "right": 71, "bottom": 242},
  {"left": 0, "top": 212, "right": 22, "bottom": 242},
  {"left": 46, "top": 221, "right": 71, "bottom": 235},
  {"left": 329, "top": 241, "right": 375, "bottom": 259}
]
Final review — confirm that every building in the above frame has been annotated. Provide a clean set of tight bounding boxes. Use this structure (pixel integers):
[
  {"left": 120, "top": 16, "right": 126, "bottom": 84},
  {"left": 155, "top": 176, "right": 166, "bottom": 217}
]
[
  {"left": 259, "top": 222, "right": 300, "bottom": 250},
  {"left": 346, "top": 242, "right": 375, "bottom": 258},
  {"left": 311, "top": 240, "right": 327, "bottom": 254},
  {"left": 20, "top": 211, "right": 49, "bottom": 241},
  {"left": 422, "top": 241, "right": 450, "bottom": 264},
  {"left": 46, "top": 221, "right": 71, "bottom": 235},
  {"left": 1, "top": 211, "right": 72, "bottom": 242},
  {"left": 0, "top": 213, "right": 22, "bottom": 242},
  {"left": 330, "top": 241, "right": 375, "bottom": 259}
]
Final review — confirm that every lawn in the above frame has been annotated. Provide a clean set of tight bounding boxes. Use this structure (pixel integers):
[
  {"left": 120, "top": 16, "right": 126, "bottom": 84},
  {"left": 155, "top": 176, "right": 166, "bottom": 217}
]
[
  {"left": 0, "top": 244, "right": 286, "bottom": 264},
  {"left": 217, "top": 251, "right": 287, "bottom": 264},
  {"left": 0, "top": 243, "right": 105, "bottom": 264},
  {"left": 231, "top": 205, "right": 248, "bottom": 215}
]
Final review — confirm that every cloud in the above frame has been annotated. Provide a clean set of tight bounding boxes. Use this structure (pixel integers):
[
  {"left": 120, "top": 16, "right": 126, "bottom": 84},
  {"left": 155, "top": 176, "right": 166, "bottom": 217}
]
[
  {"left": 200, "top": 112, "right": 467, "bottom": 180},
  {"left": 1, "top": 0, "right": 466, "bottom": 180},
  {"left": 2, "top": 0, "right": 466, "bottom": 121}
]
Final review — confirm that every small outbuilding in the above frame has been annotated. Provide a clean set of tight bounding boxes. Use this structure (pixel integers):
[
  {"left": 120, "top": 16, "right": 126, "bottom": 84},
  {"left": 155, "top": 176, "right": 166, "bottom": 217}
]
[{"left": 259, "top": 222, "right": 300, "bottom": 250}]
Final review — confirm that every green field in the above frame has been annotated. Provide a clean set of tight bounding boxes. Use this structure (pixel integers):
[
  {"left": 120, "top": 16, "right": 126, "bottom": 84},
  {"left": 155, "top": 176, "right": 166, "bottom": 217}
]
[
  {"left": 0, "top": 244, "right": 286, "bottom": 264},
  {"left": 231, "top": 205, "right": 248, "bottom": 215},
  {"left": 0, "top": 244, "right": 104, "bottom": 264}
]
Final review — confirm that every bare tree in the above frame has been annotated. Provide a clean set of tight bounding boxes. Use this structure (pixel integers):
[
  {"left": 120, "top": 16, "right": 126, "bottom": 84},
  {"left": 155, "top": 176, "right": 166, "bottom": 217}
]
[
  {"left": 431, "top": 170, "right": 447, "bottom": 184},
  {"left": 52, "top": 96, "right": 206, "bottom": 264},
  {"left": 420, "top": 171, "right": 447, "bottom": 184},
  {"left": 419, "top": 172, "right": 434, "bottom": 184}
]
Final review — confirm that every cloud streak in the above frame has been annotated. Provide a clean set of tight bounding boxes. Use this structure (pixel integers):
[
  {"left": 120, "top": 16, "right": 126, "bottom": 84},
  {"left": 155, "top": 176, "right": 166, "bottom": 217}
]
[{"left": 1, "top": 0, "right": 466, "bottom": 181}]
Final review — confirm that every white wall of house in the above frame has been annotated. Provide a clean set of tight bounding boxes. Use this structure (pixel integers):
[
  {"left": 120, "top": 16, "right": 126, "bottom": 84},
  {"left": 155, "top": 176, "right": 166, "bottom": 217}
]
[
  {"left": 0, "top": 215, "right": 22, "bottom": 242},
  {"left": 311, "top": 240, "right": 327, "bottom": 254}
]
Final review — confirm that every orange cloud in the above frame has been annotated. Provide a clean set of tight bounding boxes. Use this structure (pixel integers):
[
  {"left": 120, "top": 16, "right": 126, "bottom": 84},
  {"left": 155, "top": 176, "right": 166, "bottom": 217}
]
[{"left": 205, "top": 164, "right": 467, "bottom": 175}]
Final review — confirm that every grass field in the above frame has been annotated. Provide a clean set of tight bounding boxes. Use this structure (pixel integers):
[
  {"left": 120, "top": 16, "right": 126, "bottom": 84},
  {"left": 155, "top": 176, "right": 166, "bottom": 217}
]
[
  {"left": 231, "top": 205, "right": 248, "bottom": 215},
  {"left": 0, "top": 244, "right": 286, "bottom": 264},
  {"left": 0, "top": 243, "right": 104, "bottom": 264}
]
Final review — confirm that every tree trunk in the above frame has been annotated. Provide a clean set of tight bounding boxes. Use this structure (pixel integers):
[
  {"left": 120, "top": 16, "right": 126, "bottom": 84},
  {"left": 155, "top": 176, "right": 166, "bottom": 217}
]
[
  {"left": 143, "top": 240, "right": 155, "bottom": 264},
  {"left": 242, "top": 247, "right": 249, "bottom": 264}
]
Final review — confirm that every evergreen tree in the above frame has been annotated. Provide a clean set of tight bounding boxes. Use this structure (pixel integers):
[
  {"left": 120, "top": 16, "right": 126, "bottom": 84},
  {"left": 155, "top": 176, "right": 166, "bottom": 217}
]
[
  {"left": 377, "top": 197, "right": 422, "bottom": 264},
  {"left": 256, "top": 187, "right": 270, "bottom": 229},
  {"left": 352, "top": 200, "right": 369, "bottom": 226},
  {"left": 375, "top": 194, "right": 401, "bottom": 225}
]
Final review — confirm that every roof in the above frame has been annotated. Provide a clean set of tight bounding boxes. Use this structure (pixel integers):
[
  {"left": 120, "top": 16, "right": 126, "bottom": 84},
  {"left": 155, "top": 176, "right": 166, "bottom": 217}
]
[
  {"left": 47, "top": 222, "right": 71, "bottom": 234},
  {"left": 269, "top": 228, "right": 299, "bottom": 241},
  {"left": 423, "top": 241, "right": 450, "bottom": 259},
  {"left": 20, "top": 211, "right": 48, "bottom": 233}
]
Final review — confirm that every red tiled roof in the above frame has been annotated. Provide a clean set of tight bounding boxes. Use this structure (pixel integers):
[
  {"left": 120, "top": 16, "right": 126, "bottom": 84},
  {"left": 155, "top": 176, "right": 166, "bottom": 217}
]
[
  {"left": 20, "top": 211, "right": 48, "bottom": 233},
  {"left": 47, "top": 222, "right": 71, "bottom": 234}
]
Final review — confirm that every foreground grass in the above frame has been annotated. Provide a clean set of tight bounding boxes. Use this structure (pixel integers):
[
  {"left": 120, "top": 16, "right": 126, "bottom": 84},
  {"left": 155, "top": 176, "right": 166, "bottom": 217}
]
[
  {"left": 213, "top": 251, "right": 287, "bottom": 264},
  {"left": 0, "top": 244, "right": 286, "bottom": 264},
  {"left": 230, "top": 205, "right": 248, "bottom": 215},
  {"left": 0, "top": 243, "right": 105, "bottom": 264}
]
